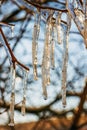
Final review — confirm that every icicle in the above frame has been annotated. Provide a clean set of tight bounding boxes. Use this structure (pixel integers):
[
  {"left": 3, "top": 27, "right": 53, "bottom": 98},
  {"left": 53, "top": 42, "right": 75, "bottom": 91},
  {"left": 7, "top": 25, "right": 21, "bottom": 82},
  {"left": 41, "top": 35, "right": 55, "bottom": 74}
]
[
  {"left": 61, "top": 13, "right": 71, "bottom": 108},
  {"left": 56, "top": 12, "right": 62, "bottom": 44},
  {"left": 8, "top": 64, "right": 16, "bottom": 126},
  {"left": 32, "top": 24, "right": 38, "bottom": 80},
  {"left": 45, "top": 24, "right": 51, "bottom": 84},
  {"left": 42, "top": 16, "right": 52, "bottom": 99},
  {"left": 32, "top": 10, "right": 41, "bottom": 80},
  {"left": 61, "top": 35, "right": 67, "bottom": 108},
  {"left": 21, "top": 70, "right": 28, "bottom": 116}
]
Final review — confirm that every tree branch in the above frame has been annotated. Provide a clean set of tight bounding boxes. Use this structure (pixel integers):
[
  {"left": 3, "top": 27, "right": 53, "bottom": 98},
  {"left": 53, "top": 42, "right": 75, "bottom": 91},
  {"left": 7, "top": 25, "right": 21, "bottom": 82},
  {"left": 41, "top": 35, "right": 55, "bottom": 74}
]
[
  {"left": 23, "top": 0, "right": 67, "bottom": 12},
  {"left": 0, "top": 27, "right": 29, "bottom": 70}
]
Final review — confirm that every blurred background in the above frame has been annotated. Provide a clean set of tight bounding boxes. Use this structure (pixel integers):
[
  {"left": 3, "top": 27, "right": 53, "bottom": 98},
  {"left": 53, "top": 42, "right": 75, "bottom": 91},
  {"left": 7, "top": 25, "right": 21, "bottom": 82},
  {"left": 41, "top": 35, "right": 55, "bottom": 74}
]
[{"left": 0, "top": 0, "right": 87, "bottom": 130}]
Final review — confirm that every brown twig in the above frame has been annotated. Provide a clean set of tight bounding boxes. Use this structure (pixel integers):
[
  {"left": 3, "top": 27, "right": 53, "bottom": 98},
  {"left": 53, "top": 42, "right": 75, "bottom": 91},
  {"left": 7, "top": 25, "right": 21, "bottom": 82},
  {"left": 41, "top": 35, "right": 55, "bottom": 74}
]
[
  {"left": 0, "top": 22, "right": 15, "bottom": 27},
  {"left": 79, "top": 0, "right": 83, "bottom": 5},
  {"left": 24, "top": 0, "right": 68, "bottom": 12}
]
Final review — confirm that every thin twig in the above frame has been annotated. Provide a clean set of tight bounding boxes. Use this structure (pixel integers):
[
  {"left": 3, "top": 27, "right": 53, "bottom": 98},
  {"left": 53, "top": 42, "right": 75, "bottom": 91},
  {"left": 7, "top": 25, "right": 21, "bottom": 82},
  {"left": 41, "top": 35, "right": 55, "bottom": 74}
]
[
  {"left": 24, "top": 0, "right": 68, "bottom": 12},
  {"left": 0, "top": 27, "right": 29, "bottom": 71}
]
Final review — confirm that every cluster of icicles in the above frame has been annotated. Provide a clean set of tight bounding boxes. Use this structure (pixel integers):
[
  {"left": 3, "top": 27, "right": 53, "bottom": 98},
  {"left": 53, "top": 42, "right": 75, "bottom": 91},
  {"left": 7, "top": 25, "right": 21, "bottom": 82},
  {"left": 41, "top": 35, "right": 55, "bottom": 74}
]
[
  {"left": 7, "top": 10, "right": 71, "bottom": 126},
  {"left": 0, "top": 23, "right": 28, "bottom": 125},
  {"left": 32, "top": 10, "right": 71, "bottom": 104},
  {"left": 8, "top": 64, "right": 28, "bottom": 126},
  {"left": 1, "top": 0, "right": 87, "bottom": 126}
]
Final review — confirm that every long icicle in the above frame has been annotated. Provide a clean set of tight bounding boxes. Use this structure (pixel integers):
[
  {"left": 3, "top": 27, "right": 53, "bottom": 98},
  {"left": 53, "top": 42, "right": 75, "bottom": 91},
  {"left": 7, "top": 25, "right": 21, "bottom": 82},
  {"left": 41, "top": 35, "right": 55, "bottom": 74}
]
[
  {"left": 42, "top": 14, "right": 52, "bottom": 99},
  {"left": 21, "top": 70, "right": 28, "bottom": 116},
  {"left": 61, "top": 13, "right": 71, "bottom": 107},
  {"left": 32, "top": 9, "right": 41, "bottom": 80},
  {"left": 8, "top": 64, "right": 16, "bottom": 126}
]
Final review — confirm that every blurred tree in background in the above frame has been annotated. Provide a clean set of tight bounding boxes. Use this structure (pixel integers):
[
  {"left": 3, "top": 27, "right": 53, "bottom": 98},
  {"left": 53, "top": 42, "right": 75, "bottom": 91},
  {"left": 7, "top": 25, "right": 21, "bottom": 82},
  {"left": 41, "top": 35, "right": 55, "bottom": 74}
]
[{"left": 0, "top": 0, "right": 87, "bottom": 130}]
